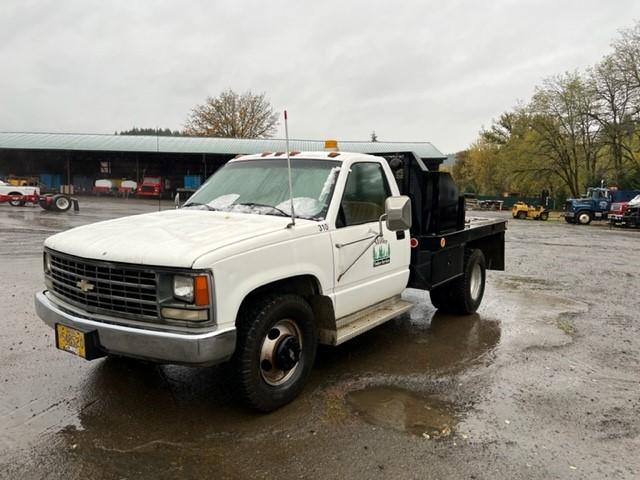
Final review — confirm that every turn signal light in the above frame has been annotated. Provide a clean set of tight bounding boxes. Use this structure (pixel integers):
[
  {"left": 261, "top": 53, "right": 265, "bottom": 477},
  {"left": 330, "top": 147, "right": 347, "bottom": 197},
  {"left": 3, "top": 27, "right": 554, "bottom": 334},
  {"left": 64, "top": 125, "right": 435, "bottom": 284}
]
[{"left": 194, "top": 275, "right": 210, "bottom": 306}]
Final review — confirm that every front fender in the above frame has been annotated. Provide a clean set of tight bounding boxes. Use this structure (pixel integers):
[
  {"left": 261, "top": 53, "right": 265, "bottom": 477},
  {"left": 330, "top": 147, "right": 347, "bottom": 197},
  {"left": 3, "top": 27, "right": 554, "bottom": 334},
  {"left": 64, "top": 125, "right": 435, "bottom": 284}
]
[{"left": 196, "top": 232, "right": 335, "bottom": 329}]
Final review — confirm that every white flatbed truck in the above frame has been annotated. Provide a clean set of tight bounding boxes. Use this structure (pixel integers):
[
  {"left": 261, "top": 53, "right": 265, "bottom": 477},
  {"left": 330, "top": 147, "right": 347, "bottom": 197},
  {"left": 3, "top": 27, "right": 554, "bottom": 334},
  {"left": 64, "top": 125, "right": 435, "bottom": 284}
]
[{"left": 35, "top": 145, "right": 506, "bottom": 411}]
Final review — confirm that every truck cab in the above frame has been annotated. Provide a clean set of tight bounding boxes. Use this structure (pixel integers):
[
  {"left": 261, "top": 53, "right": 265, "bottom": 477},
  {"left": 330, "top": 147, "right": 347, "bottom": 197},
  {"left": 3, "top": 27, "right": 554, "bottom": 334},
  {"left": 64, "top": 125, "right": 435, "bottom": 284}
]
[
  {"left": 35, "top": 147, "right": 506, "bottom": 411},
  {"left": 137, "top": 176, "right": 169, "bottom": 199}
]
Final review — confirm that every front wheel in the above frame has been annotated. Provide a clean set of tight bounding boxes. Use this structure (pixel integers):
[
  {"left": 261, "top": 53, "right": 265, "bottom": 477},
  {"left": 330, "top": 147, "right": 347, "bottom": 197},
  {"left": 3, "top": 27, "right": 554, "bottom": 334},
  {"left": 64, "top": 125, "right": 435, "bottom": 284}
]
[
  {"left": 576, "top": 211, "right": 592, "bottom": 225},
  {"left": 539, "top": 212, "right": 549, "bottom": 221},
  {"left": 429, "top": 249, "right": 486, "bottom": 315},
  {"left": 232, "top": 294, "right": 317, "bottom": 412},
  {"left": 8, "top": 192, "right": 24, "bottom": 207},
  {"left": 516, "top": 211, "right": 527, "bottom": 220}
]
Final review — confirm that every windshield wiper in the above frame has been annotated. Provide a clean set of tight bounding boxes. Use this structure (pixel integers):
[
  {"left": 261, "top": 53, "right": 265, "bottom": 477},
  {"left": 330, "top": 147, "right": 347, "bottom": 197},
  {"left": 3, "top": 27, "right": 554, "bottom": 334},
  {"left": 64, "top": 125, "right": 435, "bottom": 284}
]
[
  {"left": 184, "top": 202, "right": 218, "bottom": 211},
  {"left": 234, "top": 202, "right": 289, "bottom": 217}
]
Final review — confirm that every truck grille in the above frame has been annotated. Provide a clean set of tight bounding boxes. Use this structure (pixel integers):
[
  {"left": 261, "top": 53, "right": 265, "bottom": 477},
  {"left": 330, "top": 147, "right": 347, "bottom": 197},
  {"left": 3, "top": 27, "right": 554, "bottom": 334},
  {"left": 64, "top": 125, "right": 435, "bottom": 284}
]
[{"left": 47, "top": 251, "right": 158, "bottom": 319}]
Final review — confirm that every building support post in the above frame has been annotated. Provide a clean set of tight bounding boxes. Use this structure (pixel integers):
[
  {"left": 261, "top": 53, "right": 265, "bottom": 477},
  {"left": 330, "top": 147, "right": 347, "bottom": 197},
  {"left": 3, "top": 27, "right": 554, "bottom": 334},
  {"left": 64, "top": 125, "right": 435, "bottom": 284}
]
[{"left": 66, "top": 152, "right": 71, "bottom": 192}]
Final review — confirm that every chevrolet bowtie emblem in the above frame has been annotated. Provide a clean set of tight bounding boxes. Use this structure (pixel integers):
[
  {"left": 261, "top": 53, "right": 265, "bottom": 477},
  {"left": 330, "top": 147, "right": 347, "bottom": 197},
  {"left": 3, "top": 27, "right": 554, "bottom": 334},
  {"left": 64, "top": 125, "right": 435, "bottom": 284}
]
[{"left": 76, "top": 279, "right": 95, "bottom": 293}]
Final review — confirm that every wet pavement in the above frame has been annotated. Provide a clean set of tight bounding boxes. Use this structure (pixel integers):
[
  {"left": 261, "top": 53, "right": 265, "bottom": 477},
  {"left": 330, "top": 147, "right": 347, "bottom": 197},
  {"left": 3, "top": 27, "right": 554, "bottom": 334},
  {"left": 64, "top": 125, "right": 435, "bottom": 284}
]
[{"left": 1, "top": 199, "right": 639, "bottom": 479}]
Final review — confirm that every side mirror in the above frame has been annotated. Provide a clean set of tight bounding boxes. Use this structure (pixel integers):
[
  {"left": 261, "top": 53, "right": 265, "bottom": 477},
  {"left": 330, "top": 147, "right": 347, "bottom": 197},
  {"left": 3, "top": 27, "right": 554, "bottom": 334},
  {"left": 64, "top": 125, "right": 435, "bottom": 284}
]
[
  {"left": 385, "top": 196, "right": 412, "bottom": 231},
  {"left": 174, "top": 192, "right": 181, "bottom": 209}
]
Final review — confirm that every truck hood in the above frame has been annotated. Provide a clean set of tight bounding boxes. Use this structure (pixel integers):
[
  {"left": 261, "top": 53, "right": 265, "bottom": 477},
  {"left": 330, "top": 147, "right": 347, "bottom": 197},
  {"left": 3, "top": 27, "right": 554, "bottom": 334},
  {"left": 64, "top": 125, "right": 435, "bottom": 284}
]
[{"left": 44, "top": 209, "right": 294, "bottom": 268}]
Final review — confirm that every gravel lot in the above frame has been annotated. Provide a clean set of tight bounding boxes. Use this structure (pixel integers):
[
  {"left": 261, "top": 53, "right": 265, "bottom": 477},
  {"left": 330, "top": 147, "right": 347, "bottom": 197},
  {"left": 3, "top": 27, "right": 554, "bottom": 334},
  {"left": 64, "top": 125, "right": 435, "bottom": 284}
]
[{"left": 0, "top": 198, "right": 638, "bottom": 479}]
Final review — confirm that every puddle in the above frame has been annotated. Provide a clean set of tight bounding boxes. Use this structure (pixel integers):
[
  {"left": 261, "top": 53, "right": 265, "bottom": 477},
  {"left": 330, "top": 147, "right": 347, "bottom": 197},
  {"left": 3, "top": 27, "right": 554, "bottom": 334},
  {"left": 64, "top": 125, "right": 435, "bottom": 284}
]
[
  {"left": 346, "top": 386, "right": 457, "bottom": 437},
  {"left": 317, "top": 308, "right": 501, "bottom": 376}
]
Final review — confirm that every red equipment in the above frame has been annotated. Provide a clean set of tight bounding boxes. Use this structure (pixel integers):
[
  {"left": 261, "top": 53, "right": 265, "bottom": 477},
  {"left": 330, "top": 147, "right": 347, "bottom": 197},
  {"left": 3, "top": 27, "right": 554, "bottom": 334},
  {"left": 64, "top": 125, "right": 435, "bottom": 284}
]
[
  {"left": 137, "top": 176, "right": 166, "bottom": 198},
  {"left": 0, "top": 192, "right": 79, "bottom": 212}
]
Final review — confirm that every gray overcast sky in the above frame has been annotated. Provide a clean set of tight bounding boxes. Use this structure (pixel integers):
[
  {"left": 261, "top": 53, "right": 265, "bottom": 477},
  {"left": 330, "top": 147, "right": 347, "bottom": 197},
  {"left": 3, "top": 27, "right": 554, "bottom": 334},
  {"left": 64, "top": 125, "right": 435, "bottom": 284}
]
[{"left": 1, "top": 0, "right": 639, "bottom": 152}]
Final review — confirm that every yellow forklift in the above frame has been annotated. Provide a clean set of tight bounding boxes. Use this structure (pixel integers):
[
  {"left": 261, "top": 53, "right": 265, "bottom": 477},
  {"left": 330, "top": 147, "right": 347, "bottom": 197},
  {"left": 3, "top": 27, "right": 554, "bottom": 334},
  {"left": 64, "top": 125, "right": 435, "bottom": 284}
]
[{"left": 512, "top": 201, "right": 549, "bottom": 221}]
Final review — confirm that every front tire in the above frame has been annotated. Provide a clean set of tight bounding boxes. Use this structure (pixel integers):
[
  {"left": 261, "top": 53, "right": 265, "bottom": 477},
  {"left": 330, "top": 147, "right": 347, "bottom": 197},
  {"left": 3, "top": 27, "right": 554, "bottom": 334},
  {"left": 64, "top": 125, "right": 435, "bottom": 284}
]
[
  {"left": 539, "top": 212, "right": 549, "bottom": 221},
  {"left": 576, "top": 211, "right": 592, "bottom": 225},
  {"left": 516, "top": 211, "right": 527, "bottom": 220},
  {"left": 233, "top": 294, "right": 317, "bottom": 412},
  {"left": 8, "top": 192, "right": 24, "bottom": 207},
  {"left": 429, "top": 249, "right": 486, "bottom": 315}
]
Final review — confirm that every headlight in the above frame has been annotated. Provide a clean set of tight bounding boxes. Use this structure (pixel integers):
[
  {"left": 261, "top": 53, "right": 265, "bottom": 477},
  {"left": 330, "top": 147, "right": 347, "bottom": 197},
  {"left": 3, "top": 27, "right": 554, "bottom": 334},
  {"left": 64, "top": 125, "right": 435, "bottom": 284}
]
[
  {"left": 173, "top": 275, "right": 194, "bottom": 302},
  {"left": 172, "top": 274, "right": 210, "bottom": 305},
  {"left": 43, "top": 252, "right": 51, "bottom": 273}
]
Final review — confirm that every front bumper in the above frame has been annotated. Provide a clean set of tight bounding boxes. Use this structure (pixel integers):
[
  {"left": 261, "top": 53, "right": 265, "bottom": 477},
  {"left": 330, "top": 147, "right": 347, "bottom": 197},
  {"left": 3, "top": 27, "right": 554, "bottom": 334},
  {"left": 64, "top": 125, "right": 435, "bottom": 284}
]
[{"left": 35, "top": 291, "right": 236, "bottom": 366}]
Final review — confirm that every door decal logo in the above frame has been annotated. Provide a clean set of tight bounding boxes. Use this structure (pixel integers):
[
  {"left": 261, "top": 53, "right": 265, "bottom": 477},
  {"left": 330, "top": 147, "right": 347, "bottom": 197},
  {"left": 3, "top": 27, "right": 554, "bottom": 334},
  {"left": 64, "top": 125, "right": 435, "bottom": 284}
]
[{"left": 373, "top": 238, "right": 390, "bottom": 267}]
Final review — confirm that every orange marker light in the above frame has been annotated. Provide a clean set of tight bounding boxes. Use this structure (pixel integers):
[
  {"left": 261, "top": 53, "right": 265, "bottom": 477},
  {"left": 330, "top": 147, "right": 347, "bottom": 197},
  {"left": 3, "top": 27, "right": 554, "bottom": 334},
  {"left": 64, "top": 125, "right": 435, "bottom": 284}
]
[
  {"left": 194, "top": 275, "right": 210, "bottom": 306},
  {"left": 324, "top": 139, "right": 339, "bottom": 151}
]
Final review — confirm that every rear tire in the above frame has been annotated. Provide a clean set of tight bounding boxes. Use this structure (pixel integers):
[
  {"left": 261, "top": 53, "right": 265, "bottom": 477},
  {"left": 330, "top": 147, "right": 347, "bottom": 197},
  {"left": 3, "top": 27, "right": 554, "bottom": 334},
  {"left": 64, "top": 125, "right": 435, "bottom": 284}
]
[
  {"left": 429, "top": 249, "right": 486, "bottom": 315},
  {"left": 516, "top": 211, "right": 527, "bottom": 220},
  {"left": 52, "top": 194, "right": 72, "bottom": 212},
  {"left": 539, "top": 212, "right": 549, "bottom": 221},
  {"left": 232, "top": 294, "right": 317, "bottom": 412},
  {"left": 564, "top": 216, "right": 575, "bottom": 224}
]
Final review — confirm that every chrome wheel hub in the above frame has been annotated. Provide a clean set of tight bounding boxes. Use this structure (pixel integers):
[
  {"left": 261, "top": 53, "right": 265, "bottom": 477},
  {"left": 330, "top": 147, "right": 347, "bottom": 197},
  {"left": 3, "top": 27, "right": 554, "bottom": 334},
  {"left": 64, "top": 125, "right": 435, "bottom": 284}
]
[
  {"left": 470, "top": 263, "right": 482, "bottom": 301},
  {"left": 56, "top": 197, "right": 70, "bottom": 210},
  {"left": 260, "top": 319, "right": 302, "bottom": 386}
]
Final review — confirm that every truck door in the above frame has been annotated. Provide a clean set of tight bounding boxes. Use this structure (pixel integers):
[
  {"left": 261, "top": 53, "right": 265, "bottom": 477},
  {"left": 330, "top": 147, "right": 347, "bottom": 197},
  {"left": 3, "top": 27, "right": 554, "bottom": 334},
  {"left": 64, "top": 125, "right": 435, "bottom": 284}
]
[{"left": 330, "top": 162, "right": 410, "bottom": 319}]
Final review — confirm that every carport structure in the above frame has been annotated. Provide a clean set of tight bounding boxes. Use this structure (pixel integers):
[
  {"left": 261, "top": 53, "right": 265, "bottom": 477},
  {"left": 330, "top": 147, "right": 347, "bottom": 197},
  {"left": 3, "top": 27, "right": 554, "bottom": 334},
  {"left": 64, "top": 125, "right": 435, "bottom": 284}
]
[{"left": 0, "top": 132, "right": 446, "bottom": 193}]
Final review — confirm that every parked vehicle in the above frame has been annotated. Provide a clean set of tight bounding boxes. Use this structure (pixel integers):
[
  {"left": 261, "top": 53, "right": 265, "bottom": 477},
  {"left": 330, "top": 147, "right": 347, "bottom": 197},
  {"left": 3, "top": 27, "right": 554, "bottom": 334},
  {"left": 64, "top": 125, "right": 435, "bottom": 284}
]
[
  {"left": 511, "top": 201, "right": 549, "bottom": 221},
  {"left": 118, "top": 180, "right": 137, "bottom": 196},
  {"left": 137, "top": 176, "right": 169, "bottom": 199},
  {"left": 35, "top": 145, "right": 506, "bottom": 411},
  {"left": 622, "top": 198, "right": 640, "bottom": 228},
  {"left": 0, "top": 179, "right": 40, "bottom": 206},
  {"left": 93, "top": 179, "right": 113, "bottom": 195},
  {"left": 563, "top": 187, "right": 640, "bottom": 225},
  {"left": 0, "top": 180, "right": 76, "bottom": 212},
  {"left": 609, "top": 201, "right": 630, "bottom": 226}
]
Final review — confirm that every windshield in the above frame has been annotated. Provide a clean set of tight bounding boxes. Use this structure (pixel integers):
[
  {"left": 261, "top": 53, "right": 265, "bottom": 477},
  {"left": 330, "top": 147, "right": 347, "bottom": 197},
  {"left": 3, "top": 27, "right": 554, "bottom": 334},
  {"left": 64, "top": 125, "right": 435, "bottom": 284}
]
[{"left": 185, "top": 158, "right": 341, "bottom": 220}]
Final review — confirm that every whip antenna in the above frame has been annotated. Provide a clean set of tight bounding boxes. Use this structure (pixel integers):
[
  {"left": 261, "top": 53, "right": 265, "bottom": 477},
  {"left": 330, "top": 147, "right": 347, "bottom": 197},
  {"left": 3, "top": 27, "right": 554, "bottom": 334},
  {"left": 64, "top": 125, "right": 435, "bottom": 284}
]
[{"left": 284, "top": 110, "right": 295, "bottom": 227}]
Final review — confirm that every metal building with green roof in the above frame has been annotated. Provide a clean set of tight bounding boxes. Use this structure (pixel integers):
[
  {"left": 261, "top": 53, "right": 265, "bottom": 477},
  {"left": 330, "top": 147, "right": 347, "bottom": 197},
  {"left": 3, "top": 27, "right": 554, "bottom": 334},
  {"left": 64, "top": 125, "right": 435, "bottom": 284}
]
[{"left": 0, "top": 132, "right": 446, "bottom": 193}]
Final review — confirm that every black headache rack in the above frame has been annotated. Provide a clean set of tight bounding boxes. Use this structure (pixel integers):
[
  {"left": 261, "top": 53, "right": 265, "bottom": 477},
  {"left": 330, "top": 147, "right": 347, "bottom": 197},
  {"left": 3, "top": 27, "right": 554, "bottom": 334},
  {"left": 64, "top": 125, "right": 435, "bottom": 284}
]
[{"left": 374, "top": 152, "right": 507, "bottom": 291}]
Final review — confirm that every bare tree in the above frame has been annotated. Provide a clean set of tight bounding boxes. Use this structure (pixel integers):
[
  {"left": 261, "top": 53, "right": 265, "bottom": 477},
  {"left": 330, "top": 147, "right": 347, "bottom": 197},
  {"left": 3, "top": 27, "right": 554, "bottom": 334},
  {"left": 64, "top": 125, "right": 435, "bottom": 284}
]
[{"left": 184, "top": 89, "right": 279, "bottom": 138}]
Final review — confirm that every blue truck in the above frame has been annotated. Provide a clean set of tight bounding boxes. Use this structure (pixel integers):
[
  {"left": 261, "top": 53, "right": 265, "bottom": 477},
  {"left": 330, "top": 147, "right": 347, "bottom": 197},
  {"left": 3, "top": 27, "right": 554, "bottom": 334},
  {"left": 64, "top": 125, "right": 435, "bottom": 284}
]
[{"left": 563, "top": 187, "right": 640, "bottom": 225}]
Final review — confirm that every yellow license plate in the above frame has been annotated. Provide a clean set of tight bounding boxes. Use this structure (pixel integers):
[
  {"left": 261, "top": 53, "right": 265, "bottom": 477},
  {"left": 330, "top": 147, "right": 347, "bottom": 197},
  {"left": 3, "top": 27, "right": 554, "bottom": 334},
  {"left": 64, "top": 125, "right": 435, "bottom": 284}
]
[{"left": 56, "top": 324, "right": 86, "bottom": 358}]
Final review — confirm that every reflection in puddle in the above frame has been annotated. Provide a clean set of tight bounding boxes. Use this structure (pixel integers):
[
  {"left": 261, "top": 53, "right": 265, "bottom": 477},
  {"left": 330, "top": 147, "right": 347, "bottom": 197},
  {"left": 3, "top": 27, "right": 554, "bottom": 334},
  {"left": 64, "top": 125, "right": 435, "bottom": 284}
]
[
  {"left": 318, "top": 309, "right": 501, "bottom": 376},
  {"left": 346, "top": 386, "right": 457, "bottom": 437}
]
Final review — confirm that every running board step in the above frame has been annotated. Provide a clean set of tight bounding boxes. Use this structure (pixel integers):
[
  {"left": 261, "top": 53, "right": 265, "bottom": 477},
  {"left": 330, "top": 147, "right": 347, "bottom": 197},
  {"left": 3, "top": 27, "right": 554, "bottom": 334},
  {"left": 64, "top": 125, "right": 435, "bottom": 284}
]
[{"left": 319, "top": 296, "right": 414, "bottom": 346}]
